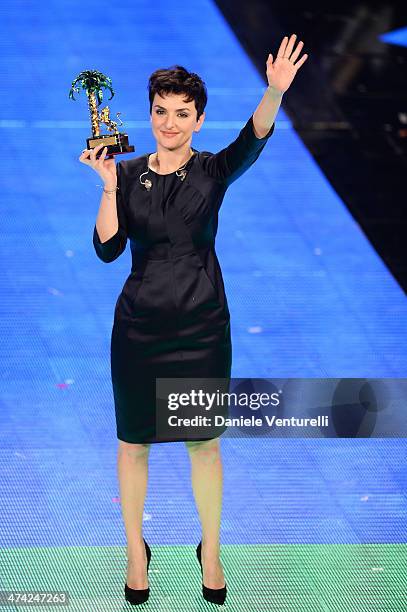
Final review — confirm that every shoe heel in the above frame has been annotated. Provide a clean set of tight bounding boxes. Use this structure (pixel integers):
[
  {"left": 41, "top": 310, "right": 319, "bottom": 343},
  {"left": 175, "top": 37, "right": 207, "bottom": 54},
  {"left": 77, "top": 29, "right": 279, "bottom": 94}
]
[
  {"left": 124, "top": 538, "right": 151, "bottom": 605},
  {"left": 196, "top": 540, "right": 227, "bottom": 605},
  {"left": 144, "top": 538, "right": 151, "bottom": 571}
]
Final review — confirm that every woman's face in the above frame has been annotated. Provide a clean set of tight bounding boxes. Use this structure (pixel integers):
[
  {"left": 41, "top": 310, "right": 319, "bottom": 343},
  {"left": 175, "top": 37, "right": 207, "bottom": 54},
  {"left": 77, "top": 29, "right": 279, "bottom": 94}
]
[{"left": 150, "top": 91, "right": 205, "bottom": 149}]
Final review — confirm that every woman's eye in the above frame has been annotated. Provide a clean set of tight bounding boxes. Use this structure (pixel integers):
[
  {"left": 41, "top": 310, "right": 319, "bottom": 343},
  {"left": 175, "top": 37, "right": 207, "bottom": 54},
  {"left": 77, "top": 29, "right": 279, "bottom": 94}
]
[{"left": 156, "top": 110, "right": 188, "bottom": 118}]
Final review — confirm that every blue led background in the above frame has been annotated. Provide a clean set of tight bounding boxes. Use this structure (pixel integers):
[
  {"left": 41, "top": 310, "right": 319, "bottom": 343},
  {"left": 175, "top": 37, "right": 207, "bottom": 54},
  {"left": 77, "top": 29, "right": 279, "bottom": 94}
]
[{"left": 0, "top": 0, "right": 406, "bottom": 562}]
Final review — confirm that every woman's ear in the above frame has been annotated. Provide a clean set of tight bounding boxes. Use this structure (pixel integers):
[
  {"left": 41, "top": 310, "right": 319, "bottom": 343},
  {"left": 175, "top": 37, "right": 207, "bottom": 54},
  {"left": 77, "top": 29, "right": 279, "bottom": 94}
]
[{"left": 195, "top": 111, "right": 206, "bottom": 132}]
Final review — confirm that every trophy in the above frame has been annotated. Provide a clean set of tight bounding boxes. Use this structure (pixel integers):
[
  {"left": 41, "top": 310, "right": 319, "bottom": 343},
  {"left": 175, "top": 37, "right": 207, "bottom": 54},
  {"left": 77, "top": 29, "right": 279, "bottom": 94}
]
[{"left": 69, "top": 69, "right": 135, "bottom": 158}]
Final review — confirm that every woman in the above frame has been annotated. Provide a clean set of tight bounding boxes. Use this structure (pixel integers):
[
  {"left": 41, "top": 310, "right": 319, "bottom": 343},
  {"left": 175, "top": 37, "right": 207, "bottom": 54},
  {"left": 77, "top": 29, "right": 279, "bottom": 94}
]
[{"left": 79, "top": 34, "right": 307, "bottom": 606}]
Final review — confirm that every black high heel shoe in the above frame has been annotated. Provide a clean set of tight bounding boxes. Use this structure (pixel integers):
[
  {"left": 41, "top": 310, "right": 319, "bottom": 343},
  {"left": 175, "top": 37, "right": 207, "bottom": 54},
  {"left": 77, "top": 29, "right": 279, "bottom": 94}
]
[
  {"left": 196, "top": 541, "right": 227, "bottom": 605},
  {"left": 124, "top": 538, "right": 151, "bottom": 605}
]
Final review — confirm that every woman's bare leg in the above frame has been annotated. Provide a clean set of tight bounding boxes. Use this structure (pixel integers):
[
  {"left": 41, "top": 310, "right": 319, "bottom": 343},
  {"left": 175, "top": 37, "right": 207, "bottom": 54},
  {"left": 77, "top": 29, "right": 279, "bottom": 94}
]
[
  {"left": 117, "top": 440, "right": 151, "bottom": 589},
  {"left": 185, "top": 437, "right": 226, "bottom": 588}
]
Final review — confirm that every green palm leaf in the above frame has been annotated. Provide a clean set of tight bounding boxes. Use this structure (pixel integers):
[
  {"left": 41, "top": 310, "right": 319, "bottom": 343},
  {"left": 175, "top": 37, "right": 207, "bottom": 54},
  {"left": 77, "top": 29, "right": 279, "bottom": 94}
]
[{"left": 68, "top": 69, "right": 115, "bottom": 105}]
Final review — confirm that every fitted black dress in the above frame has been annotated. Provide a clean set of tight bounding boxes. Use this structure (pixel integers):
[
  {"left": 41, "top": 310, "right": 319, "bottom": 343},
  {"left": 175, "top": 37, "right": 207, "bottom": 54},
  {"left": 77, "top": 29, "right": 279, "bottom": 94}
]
[{"left": 93, "top": 114, "right": 275, "bottom": 443}]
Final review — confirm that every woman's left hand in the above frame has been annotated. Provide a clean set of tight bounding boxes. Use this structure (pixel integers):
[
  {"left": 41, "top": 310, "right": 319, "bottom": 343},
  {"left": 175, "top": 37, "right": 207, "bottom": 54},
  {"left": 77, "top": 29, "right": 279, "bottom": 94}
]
[{"left": 266, "top": 34, "right": 308, "bottom": 94}]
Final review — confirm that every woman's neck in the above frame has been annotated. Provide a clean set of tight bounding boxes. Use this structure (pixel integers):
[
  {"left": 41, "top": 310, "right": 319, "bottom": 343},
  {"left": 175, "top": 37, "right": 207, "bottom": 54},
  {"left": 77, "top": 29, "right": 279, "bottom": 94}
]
[{"left": 150, "top": 146, "right": 194, "bottom": 174}]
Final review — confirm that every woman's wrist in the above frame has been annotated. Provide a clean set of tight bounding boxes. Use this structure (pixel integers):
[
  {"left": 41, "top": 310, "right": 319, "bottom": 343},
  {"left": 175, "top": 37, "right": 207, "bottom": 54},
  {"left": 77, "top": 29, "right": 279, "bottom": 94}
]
[
  {"left": 266, "top": 85, "right": 284, "bottom": 98},
  {"left": 103, "top": 181, "right": 118, "bottom": 190}
]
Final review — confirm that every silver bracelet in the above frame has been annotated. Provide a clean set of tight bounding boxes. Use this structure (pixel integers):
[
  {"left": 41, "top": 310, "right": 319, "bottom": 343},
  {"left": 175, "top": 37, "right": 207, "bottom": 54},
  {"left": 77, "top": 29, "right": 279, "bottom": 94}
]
[{"left": 103, "top": 186, "right": 119, "bottom": 194}]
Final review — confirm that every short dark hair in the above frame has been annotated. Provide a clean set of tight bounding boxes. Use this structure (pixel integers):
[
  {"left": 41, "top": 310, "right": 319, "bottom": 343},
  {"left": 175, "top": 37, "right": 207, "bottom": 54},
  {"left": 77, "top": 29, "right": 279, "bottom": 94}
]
[{"left": 148, "top": 65, "right": 207, "bottom": 121}]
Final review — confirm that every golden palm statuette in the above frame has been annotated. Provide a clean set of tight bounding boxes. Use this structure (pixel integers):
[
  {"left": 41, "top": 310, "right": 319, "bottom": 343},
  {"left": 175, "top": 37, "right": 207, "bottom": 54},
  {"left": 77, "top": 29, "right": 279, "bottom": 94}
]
[{"left": 69, "top": 69, "right": 135, "bottom": 158}]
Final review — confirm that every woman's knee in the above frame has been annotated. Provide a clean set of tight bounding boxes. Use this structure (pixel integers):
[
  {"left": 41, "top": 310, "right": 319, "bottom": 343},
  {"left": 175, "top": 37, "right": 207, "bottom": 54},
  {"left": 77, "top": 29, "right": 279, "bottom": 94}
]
[
  {"left": 185, "top": 437, "right": 221, "bottom": 457},
  {"left": 118, "top": 439, "right": 151, "bottom": 458}
]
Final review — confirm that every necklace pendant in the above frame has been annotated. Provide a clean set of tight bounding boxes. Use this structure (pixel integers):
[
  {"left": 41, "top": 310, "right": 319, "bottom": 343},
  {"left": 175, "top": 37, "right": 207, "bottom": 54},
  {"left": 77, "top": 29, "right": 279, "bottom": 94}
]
[{"left": 144, "top": 178, "right": 152, "bottom": 191}]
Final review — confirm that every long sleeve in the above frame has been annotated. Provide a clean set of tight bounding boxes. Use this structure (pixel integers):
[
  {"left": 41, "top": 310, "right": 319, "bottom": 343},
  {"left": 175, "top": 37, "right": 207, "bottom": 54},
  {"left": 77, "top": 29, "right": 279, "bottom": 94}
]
[
  {"left": 93, "top": 160, "right": 128, "bottom": 263},
  {"left": 200, "top": 114, "right": 275, "bottom": 188}
]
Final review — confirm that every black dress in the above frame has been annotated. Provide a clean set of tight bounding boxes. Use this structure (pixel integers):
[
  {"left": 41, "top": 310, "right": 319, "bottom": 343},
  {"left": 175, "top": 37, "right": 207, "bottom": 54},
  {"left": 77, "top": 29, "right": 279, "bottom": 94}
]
[{"left": 93, "top": 114, "right": 275, "bottom": 443}]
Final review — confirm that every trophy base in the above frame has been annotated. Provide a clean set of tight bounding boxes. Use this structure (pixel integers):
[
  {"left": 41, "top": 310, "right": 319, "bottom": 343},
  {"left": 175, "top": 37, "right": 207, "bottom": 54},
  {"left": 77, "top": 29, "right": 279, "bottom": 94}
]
[{"left": 87, "top": 133, "right": 135, "bottom": 158}]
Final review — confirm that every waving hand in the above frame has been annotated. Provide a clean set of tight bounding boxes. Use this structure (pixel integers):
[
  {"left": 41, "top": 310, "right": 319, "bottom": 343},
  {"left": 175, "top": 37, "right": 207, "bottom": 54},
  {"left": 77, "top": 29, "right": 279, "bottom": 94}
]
[{"left": 266, "top": 34, "right": 308, "bottom": 94}]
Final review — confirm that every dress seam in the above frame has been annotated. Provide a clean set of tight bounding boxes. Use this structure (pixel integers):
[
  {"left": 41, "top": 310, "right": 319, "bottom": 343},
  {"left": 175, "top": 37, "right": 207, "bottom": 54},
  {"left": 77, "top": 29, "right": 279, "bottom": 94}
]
[{"left": 170, "top": 256, "right": 183, "bottom": 360}]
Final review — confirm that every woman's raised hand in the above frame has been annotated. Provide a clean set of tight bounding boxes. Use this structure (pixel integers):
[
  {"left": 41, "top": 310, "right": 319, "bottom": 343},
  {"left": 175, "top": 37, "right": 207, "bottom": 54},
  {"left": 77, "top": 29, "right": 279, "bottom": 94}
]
[
  {"left": 79, "top": 143, "right": 117, "bottom": 187},
  {"left": 266, "top": 34, "right": 308, "bottom": 94}
]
